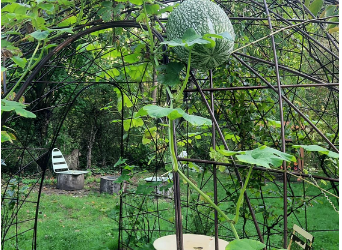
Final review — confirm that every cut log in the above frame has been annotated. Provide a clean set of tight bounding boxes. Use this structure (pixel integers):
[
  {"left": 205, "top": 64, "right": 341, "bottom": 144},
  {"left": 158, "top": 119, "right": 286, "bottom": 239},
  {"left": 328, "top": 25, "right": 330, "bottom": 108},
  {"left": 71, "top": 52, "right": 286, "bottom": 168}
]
[
  {"left": 56, "top": 173, "right": 85, "bottom": 190},
  {"left": 100, "top": 176, "right": 120, "bottom": 194}
]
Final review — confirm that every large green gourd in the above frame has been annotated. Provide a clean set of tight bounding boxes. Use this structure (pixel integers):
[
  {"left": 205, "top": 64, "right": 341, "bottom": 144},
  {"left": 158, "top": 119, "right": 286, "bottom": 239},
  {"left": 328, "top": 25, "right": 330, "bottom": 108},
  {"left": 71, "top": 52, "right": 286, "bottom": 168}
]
[{"left": 166, "top": 0, "right": 235, "bottom": 71}]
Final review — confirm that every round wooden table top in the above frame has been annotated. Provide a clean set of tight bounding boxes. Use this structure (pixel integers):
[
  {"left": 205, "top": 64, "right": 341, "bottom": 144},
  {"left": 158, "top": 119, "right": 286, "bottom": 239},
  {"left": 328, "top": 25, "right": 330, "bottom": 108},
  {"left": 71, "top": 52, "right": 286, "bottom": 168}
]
[{"left": 153, "top": 234, "right": 229, "bottom": 250}]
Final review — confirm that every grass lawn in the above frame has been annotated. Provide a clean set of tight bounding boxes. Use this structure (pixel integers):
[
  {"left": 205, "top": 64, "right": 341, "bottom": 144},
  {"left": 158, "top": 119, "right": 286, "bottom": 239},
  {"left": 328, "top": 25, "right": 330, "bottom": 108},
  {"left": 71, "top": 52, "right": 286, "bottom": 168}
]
[{"left": 1, "top": 171, "right": 338, "bottom": 250}]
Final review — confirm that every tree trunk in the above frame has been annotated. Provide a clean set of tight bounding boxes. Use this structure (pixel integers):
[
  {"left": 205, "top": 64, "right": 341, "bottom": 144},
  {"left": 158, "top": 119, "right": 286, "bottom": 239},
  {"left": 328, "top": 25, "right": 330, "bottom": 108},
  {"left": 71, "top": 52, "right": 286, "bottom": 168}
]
[{"left": 87, "top": 126, "right": 98, "bottom": 169}]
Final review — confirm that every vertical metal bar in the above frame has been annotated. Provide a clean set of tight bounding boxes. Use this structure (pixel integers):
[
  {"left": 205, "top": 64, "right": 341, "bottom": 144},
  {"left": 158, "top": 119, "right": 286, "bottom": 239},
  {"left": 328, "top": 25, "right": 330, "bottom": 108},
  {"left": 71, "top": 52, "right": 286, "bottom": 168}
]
[
  {"left": 118, "top": 88, "right": 125, "bottom": 249},
  {"left": 171, "top": 98, "right": 183, "bottom": 249},
  {"left": 33, "top": 152, "right": 49, "bottom": 250},
  {"left": 209, "top": 70, "right": 219, "bottom": 250},
  {"left": 173, "top": 171, "right": 184, "bottom": 250},
  {"left": 261, "top": 1, "right": 288, "bottom": 247}
]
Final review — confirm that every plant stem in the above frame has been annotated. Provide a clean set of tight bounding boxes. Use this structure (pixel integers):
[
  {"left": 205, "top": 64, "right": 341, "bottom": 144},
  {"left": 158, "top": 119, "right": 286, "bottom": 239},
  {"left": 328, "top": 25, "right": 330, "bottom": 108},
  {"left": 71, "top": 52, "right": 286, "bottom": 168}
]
[
  {"left": 169, "top": 120, "right": 178, "bottom": 172},
  {"left": 175, "top": 49, "right": 192, "bottom": 103},
  {"left": 177, "top": 169, "right": 240, "bottom": 240},
  {"left": 234, "top": 166, "right": 253, "bottom": 224},
  {"left": 5, "top": 41, "right": 43, "bottom": 99},
  {"left": 143, "top": 3, "right": 158, "bottom": 66}
]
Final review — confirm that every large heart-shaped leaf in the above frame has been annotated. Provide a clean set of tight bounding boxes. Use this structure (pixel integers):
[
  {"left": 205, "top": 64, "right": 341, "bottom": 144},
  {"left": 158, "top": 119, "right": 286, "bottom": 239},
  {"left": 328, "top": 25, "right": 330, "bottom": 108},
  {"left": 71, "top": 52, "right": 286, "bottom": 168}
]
[
  {"left": 293, "top": 145, "right": 339, "bottom": 159},
  {"left": 225, "top": 239, "right": 266, "bottom": 250},
  {"left": 309, "top": 0, "right": 323, "bottom": 16},
  {"left": 217, "top": 146, "right": 296, "bottom": 168},
  {"left": 137, "top": 105, "right": 212, "bottom": 126},
  {"left": 1, "top": 99, "right": 36, "bottom": 118},
  {"left": 29, "top": 30, "right": 50, "bottom": 40},
  {"left": 161, "top": 28, "right": 210, "bottom": 48}
]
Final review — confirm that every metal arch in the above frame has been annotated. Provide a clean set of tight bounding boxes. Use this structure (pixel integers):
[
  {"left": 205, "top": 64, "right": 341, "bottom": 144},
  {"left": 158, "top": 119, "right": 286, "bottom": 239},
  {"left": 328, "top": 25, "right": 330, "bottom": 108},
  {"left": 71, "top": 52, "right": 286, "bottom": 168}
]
[{"left": 7, "top": 21, "right": 167, "bottom": 102}]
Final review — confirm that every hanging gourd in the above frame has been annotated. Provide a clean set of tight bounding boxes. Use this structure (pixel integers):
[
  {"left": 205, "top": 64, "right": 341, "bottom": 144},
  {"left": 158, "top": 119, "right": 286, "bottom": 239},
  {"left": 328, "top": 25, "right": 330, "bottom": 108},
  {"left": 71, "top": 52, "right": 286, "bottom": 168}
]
[{"left": 166, "top": 0, "right": 235, "bottom": 71}]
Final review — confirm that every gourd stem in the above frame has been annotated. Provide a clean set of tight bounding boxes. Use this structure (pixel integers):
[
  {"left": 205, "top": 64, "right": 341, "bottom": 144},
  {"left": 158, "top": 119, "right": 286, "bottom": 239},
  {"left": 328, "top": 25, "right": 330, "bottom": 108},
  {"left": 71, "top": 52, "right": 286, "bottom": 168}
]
[
  {"left": 180, "top": 50, "right": 192, "bottom": 94},
  {"left": 234, "top": 166, "right": 253, "bottom": 224},
  {"left": 177, "top": 169, "right": 240, "bottom": 240},
  {"left": 169, "top": 120, "right": 178, "bottom": 172},
  {"left": 143, "top": 3, "right": 157, "bottom": 66},
  {"left": 176, "top": 49, "right": 192, "bottom": 103}
]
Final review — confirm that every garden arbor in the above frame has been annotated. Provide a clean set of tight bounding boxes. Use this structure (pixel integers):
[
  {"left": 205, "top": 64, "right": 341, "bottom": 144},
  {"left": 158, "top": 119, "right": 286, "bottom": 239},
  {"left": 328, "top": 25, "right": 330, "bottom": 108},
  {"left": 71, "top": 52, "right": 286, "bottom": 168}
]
[{"left": 1, "top": 0, "right": 339, "bottom": 249}]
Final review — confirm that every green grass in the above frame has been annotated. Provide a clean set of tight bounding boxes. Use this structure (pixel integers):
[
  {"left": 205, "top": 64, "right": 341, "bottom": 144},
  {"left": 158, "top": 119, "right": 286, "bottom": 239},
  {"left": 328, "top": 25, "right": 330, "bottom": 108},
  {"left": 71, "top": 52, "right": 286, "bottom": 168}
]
[
  {"left": 3, "top": 191, "right": 120, "bottom": 250},
  {"left": 2, "top": 171, "right": 339, "bottom": 250}
]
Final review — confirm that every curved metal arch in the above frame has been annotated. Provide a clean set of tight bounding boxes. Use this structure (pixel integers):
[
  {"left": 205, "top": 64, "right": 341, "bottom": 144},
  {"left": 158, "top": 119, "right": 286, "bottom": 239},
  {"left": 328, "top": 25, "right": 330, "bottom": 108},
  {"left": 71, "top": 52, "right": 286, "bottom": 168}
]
[{"left": 7, "top": 21, "right": 167, "bottom": 102}]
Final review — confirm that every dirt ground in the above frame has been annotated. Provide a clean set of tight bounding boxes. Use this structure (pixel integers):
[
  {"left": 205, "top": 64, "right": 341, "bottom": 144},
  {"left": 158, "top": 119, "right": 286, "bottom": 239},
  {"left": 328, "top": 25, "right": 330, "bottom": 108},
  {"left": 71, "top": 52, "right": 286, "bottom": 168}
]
[
  {"left": 40, "top": 182, "right": 100, "bottom": 196},
  {"left": 37, "top": 174, "right": 104, "bottom": 196}
]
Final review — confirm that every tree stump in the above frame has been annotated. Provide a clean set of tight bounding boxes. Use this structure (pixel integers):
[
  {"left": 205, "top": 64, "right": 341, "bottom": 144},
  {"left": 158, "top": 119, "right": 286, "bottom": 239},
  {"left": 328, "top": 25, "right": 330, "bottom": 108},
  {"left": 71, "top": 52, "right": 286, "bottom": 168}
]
[
  {"left": 100, "top": 176, "right": 120, "bottom": 194},
  {"left": 56, "top": 173, "right": 85, "bottom": 190}
]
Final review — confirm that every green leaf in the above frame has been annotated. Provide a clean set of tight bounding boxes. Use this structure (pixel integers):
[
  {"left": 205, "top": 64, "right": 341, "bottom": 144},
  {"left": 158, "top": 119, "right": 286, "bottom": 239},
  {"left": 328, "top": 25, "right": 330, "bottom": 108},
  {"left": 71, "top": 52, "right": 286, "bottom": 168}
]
[
  {"left": 217, "top": 149, "right": 242, "bottom": 157},
  {"left": 322, "top": 5, "right": 337, "bottom": 18},
  {"left": 137, "top": 105, "right": 176, "bottom": 119},
  {"left": 220, "top": 146, "right": 295, "bottom": 168},
  {"left": 106, "top": 68, "right": 120, "bottom": 78},
  {"left": 114, "top": 157, "right": 127, "bottom": 167},
  {"left": 2, "top": 3, "right": 30, "bottom": 14},
  {"left": 236, "top": 146, "right": 295, "bottom": 168},
  {"left": 130, "top": 0, "right": 144, "bottom": 5},
  {"left": 156, "top": 62, "right": 184, "bottom": 87},
  {"left": 1, "top": 99, "right": 36, "bottom": 118},
  {"left": 15, "top": 107, "right": 36, "bottom": 118},
  {"left": 304, "top": 0, "right": 311, "bottom": 7},
  {"left": 225, "top": 239, "right": 265, "bottom": 250},
  {"left": 124, "top": 53, "right": 140, "bottom": 63},
  {"left": 328, "top": 25, "right": 339, "bottom": 33},
  {"left": 114, "top": 170, "right": 131, "bottom": 183},
  {"left": 161, "top": 28, "right": 210, "bottom": 48},
  {"left": 145, "top": 4, "right": 160, "bottom": 15},
  {"left": 181, "top": 112, "right": 212, "bottom": 126},
  {"left": 1, "top": 131, "right": 16, "bottom": 143},
  {"left": 29, "top": 30, "right": 50, "bottom": 40},
  {"left": 181, "top": 28, "right": 211, "bottom": 47},
  {"left": 11, "top": 56, "right": 27, "bottom": 68},
  {"left": 57, "top": 16, "right": 77, "bottom": 27},
  {"left": 157, "top": 5, "right": 174, "bottom": 14},
  {"left": 137, "top": 105, "right": 211, "bottom": 126},
  {"left": 293, "top": 145, "right": 339, "bottom": 158},
  {"left": 38, "top": 3, "right": 55, "bottom": 14},
  {"left": 136, "top": 13, "right": 147, "bottom": 22},
  {"left": 123, "top": 117, "right": 144, "bottom": 131},
  {"left": 266, "top": 118, "right": 281, "bottom": 128},
  {"left": 49, "top": 27, "right": 74, "bottom": 34},
  {"left": 309, "top": 0, "right": 323, "bottom": 16},
  {"left": 326, "top": 151, "right": 339, "bottom": 158}
]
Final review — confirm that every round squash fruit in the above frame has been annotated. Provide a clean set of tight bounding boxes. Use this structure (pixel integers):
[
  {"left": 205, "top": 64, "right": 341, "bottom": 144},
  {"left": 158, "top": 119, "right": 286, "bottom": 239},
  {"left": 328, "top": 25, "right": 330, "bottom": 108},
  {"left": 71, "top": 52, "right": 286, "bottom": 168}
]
[{"left": 166, "top": 0, "right": 235, "bottom": 71}]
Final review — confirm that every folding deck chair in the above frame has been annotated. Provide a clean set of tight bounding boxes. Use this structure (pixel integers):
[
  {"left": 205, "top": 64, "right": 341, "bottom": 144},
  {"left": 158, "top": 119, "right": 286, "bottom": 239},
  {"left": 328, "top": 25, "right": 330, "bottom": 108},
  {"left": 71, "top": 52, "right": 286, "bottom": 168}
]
[
  {"left": 288, "top": 224, "right": 314, "bottom": 250},
  {"left": 51, "top": 148, "right": 88, "bottom": 190}
]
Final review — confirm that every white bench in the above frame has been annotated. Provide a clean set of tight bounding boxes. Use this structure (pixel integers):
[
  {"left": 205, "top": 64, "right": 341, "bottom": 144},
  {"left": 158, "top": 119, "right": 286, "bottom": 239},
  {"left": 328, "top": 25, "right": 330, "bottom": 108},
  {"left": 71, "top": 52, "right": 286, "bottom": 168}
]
[{"left": 52, "top": 148, "right": 88, "bottom": 190}]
